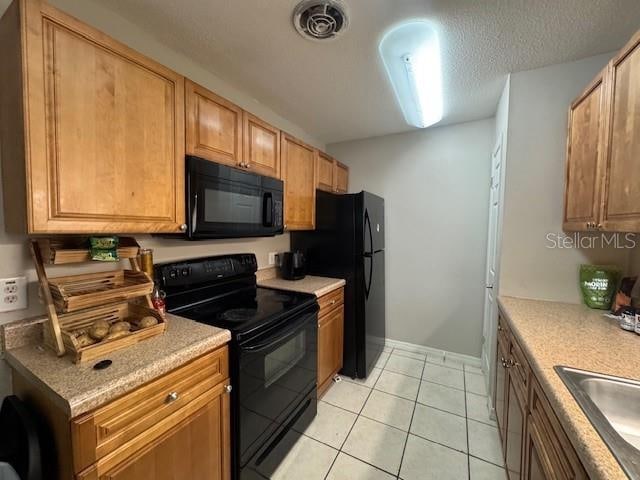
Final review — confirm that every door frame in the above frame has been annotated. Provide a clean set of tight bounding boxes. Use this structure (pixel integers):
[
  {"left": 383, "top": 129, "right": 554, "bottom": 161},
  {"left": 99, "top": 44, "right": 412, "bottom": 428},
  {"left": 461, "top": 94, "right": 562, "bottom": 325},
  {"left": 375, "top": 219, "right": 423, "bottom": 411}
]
[{"left": 482, "top": 133, "right": 507, "bottom": 415}]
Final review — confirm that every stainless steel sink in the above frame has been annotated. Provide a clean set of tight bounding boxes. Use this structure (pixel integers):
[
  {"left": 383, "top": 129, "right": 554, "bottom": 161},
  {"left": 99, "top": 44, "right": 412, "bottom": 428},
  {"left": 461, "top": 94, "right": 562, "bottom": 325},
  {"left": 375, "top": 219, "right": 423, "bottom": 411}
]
[{"left": 555, "top": 366, "right": 640, "bottom": 479}]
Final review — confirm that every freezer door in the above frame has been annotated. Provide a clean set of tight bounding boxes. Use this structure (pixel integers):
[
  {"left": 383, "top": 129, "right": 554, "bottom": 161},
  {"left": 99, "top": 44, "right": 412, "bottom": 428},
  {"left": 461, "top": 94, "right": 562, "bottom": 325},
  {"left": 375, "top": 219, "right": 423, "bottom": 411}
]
[
  {"left": 362, "top": 250, "right": 385, "bottom": 376},
  {"left": 363, "top": 192, "right": 385, "bottom": 254}
]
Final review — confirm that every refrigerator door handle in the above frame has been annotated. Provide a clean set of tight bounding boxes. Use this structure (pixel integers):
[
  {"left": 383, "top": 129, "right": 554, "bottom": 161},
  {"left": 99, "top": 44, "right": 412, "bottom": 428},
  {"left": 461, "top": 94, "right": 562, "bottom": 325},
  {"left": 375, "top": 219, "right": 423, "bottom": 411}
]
[
  {"left": 364, "top": 209, "right": 374, "bottom": 256},
  {"left": 365, "top": 253, "right": 373, "bottom": 299}
]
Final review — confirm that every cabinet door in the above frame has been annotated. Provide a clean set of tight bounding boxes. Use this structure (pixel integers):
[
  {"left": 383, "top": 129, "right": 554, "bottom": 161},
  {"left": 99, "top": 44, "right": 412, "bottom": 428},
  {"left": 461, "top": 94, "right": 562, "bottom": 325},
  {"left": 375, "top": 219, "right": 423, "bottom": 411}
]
[
  {"left": 335, "top": 161, "right": 349, "bottom": 193},
  {"left": 317, "top": 152, "right": 336, "bottom": 192},
  {"left": 281, "top": 134, "right": 317, "bottom": 230},
  {"left": 318, "top": 306, "right": 344, "bottom": 396},
  {"left": 523, "top": 416, "right": 553, "bottom": 480},
  {"left": 601, "top": 31, "right": 640, "bottom": 231},
  {"left": 79, "top": 387, "right": 230, "bottom": 480},
  {"left": 563, "top": 71, "right": 606, "bottom": 231},
  {"left": 505, "top": 381, "right": 525, "bottom": 480},
  {"left": 24, "top": 3, "right": 185, "bottom": 233},
  {"left": 243, "top": 112, "right": 280, "bottom": 179},
  {"left": 495, "top": 336, "right": 509, "bottom": 449},
  {"left": 186, "top": 80, "right": 243, "bottom": 168}
]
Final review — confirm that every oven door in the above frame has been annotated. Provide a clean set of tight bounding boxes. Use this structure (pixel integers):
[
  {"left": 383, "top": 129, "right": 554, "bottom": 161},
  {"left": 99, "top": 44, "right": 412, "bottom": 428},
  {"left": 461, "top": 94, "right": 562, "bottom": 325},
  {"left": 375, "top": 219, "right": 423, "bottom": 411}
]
[
  {"left": 186, "top": 156, "right": 283, "bottom": 239},
  {"left": 237, "top": 308, "right": 318, "bottom": 470}
]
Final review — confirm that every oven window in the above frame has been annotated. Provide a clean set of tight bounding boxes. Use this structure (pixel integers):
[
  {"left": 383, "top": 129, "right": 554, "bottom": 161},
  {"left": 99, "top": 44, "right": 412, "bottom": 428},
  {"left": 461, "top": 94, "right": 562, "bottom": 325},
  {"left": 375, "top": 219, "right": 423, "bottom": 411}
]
[
  {"left": 264, "top": 331, "right": 306, "bottom": 388},
  {"left": 204, "top": 188, "right": 261, "bottom": 224}
]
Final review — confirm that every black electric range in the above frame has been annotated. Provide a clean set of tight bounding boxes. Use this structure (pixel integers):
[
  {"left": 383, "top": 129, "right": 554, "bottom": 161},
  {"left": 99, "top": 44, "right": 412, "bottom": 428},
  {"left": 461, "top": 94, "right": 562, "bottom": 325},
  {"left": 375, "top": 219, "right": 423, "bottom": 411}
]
[{"left": 155, "top": 254, "right": 319, "bottom": 480}]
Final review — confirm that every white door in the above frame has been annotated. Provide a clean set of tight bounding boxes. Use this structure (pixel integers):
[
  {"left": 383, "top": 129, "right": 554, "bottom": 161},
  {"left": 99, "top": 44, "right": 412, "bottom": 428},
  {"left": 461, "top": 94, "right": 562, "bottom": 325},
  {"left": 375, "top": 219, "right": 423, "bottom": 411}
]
[{"left": 482, "top": 137, "right": 504, "bottom": 409}]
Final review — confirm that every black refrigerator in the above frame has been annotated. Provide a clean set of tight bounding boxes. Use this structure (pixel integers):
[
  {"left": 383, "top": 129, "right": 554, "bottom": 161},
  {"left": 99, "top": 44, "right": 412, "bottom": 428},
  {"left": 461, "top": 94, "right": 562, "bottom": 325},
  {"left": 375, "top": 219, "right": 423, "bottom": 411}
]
[{"left": 291, "top": 190, "right": 385, "bottom": 379}]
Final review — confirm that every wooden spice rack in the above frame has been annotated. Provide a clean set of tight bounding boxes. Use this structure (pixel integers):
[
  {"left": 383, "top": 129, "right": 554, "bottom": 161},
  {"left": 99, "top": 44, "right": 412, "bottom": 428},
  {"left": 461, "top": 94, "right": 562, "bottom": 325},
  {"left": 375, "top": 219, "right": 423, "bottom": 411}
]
[{"left": 30, "top": 237, "right": 164, "bottom": 363}]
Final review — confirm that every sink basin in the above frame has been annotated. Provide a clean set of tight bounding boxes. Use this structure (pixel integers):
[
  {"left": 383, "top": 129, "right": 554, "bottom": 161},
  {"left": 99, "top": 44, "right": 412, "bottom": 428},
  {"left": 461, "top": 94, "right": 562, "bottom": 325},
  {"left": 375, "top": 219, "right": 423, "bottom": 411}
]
[{"left": 555, "top": 366, "right": 640, "bottom": 479}]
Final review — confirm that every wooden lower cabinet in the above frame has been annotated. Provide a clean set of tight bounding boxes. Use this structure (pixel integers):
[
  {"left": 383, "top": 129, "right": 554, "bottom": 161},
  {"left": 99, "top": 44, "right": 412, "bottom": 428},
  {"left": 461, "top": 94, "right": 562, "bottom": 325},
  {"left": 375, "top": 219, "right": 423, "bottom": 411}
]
[
  {"left": 496, "top": 335, "right": 509, "bottom": 447},
  {"left": 12, "top": 346, "right": 231, "bottom": 480},
  {"left": 495, "top": 313, "right": 587, "bottom": 480},
  {"left": 317, "top": 287, "right": 344, "bottom": 397},
  {"left": 505, "top": 382, "right": 525, "bottom": 480},
  {"left": 78, "top": 391, "right": 229, "bottom": 480}
]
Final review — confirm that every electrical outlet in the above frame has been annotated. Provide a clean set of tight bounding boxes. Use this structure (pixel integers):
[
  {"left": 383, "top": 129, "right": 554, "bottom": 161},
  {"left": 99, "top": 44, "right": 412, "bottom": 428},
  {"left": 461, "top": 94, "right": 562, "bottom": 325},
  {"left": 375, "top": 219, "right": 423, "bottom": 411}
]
[
  {"left": 268, "top": 252, "right": 278, "bottom": 266},
  {"left": 0, "top": 276, "right": 27, "bottom": 313}
]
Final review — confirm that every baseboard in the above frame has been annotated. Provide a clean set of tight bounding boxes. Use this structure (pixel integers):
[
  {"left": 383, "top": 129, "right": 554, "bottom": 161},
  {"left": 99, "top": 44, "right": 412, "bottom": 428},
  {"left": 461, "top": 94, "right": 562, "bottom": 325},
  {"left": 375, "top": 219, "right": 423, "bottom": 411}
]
[{"left": 384, "top": 338, "right": 482, "bottom": 368}]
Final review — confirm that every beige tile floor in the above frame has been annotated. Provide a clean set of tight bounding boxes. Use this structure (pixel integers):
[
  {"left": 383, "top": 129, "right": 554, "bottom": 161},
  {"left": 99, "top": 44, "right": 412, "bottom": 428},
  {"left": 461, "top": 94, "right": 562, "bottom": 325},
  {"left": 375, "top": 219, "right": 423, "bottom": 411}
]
[{"left": 254, "top": 346, "right": 507, "bottom": 479}]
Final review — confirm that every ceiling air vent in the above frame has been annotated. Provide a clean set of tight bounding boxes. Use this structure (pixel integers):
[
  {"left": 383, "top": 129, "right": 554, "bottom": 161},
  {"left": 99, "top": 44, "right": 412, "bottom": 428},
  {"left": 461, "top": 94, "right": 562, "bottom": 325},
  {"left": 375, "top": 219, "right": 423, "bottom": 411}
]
[{"left": 292, "top": 0, "right": 349, "bottom": 41}]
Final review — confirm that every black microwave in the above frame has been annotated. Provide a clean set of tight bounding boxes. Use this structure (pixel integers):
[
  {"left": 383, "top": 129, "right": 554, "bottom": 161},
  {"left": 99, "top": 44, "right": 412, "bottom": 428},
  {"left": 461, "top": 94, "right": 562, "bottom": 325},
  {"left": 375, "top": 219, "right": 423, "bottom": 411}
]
[{"left": 185, "top": 156, "right": 284, "bottom": 239}]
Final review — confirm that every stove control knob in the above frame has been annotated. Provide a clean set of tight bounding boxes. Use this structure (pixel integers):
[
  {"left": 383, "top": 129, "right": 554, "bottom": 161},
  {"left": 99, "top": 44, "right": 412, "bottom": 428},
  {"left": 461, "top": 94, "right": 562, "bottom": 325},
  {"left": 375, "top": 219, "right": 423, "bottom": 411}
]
[
  {"left": 181, "top": 268, "right": 190, "bottom": 277},
  {"left": 169, "top": 269, "right": 177, "bottom": 279}
]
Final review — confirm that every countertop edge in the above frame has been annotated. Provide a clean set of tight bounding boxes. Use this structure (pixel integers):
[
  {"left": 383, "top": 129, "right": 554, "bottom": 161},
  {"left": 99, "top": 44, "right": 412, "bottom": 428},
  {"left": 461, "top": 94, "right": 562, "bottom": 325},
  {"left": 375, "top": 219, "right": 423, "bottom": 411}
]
[
  {"left": 6, "top": 329, "right": 231, "bottom": 418},
  {"left": 497, "top": 296, "right": 620, "bottom": 480},
  {"left": 257, "top": 276, "right": 346, "bottom": 297}
]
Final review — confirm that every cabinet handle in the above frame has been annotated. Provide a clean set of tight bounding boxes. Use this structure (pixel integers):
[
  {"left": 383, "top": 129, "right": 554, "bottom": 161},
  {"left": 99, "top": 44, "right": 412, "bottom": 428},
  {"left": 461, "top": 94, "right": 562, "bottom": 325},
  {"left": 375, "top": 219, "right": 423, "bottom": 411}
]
[
  {"left": 179, "top": 224, "right": 187, "bottom": 232},
  {"left": 508, "top": 359, "right": 520, "bottom": 368},
  {"left": 330, "top": 299, "right": 336, "bottom": 305},
  {"left": 597, "top": 223, "right": 602, "bottom": 230},
  {"left": 245, "top": 163, "right": 251, "bottom": 169},
  {"left": 497, "top": 324, "right": 503, "bottom": 331},
  {"left": 224, "top": 384, "right": 233, "bottom": 394},
  {"left": 500, "top": 356, "right": 507, "bottom": 368},
  {"left": 165, "top": 391, "right": 179, "bottom": 403}
]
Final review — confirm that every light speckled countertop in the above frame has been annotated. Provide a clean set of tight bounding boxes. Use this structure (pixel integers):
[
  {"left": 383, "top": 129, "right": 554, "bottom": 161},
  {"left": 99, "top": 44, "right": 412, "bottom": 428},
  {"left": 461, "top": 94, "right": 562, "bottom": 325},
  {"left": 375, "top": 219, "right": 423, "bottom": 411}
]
[
  {"left": 498, "top": 296, "right": 640, "bottom": 480},
  {"left": 258, "top": 275, "right": 345, "bottom": 297},
  {"left": 5, "top": 314, "right": 230, "bottom": 418}
]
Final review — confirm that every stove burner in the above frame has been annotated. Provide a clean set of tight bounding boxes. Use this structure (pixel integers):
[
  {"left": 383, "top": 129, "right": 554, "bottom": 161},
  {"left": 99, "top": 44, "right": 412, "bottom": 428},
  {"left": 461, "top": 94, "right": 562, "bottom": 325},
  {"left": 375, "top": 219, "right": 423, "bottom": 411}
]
[{"left": 220, "top": 308, "right": 257, "bottom": 322}]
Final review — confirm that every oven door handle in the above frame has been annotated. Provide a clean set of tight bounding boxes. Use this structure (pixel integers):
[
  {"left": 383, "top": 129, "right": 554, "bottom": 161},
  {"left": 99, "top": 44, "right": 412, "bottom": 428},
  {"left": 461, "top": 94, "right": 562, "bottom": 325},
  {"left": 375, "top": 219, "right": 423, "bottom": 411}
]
[{"left": 240, "top": 312, "right": 315, "bottom": 353}]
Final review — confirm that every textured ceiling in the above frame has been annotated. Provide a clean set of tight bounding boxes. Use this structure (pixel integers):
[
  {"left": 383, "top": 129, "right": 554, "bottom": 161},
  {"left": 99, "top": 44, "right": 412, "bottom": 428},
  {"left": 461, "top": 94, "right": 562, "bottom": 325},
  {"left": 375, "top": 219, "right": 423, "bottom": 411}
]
[{"left": 92, "top": 1, "right": 640, "bottom": 142}]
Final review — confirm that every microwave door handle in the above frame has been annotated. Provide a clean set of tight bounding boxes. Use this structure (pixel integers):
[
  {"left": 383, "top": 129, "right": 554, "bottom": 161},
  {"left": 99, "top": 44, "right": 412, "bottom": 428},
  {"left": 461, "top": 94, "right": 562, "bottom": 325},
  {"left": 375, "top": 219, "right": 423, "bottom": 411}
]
[
  {"left": 263, "top": 192, "right": 273, "bottom": 227},
  {"left": 191, "top": 192, "right": 198, "bottom": 233}
]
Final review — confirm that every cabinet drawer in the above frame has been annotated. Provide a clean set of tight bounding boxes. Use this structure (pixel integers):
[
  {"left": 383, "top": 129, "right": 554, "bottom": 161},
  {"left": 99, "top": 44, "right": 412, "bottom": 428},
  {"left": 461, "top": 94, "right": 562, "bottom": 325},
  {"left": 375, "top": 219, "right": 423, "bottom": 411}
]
[
  {"left": 529, "top": 377, "right": 587, "bottom": 479},
  {"left": 318, "top": 288, "right": 344, "bottom": 315},
  {"left": 318, "top": 288, "right": 344, "bottom": 317},
  {"left": 72, "top": 346, "right": 229, "bottom": 473}
]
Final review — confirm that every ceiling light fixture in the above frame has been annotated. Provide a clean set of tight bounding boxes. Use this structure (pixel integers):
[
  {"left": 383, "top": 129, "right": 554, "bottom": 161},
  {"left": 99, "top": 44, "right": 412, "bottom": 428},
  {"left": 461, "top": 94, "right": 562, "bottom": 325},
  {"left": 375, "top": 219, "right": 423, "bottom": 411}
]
[{"left": 379, "top": 21, "right": 443, "bottom": 128}]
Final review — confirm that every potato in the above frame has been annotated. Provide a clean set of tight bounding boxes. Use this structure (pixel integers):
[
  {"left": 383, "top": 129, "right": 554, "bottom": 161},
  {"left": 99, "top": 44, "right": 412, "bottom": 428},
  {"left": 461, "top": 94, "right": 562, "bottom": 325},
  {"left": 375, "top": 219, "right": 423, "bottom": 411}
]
[
  {"left": 89, "top": 324, "right": 109, "bottom": 341},
  {"left": 109, "top": 321, "right": 131, "bottom": 334},
  {"left": 137, "top": 316, "right": 158, "bottom": 329},
  {"left": 76, "top": 333, "right": 97, "bottom": 348},
  {"left": 103, "top": 330, "right": 129, "bottom": 341},
  {"left": 92, "top": 320, "right": 110, "bottom": 331}
]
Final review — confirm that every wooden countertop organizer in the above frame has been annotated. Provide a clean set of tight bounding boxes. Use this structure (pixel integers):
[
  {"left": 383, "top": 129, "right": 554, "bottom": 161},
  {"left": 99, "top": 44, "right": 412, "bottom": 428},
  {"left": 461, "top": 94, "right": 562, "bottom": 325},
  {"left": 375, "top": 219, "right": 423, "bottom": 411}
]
[{"left": 30, "top": 238, "right": 166, "bottom": 363}]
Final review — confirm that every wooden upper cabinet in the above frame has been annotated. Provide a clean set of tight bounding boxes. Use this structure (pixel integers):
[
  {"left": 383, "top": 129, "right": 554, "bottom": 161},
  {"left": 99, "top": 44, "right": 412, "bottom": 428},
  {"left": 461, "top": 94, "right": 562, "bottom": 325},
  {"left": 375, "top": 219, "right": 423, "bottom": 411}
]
[
  {"left": 317, "top": 152, "right": 349, "bottom": 194},
  {"left": 243, "top": 112, "right": 280, "bottom": 178},
  {"left": 281, "top": 134, "right": 317, "bottom": 230},
  {"left": 1, "top": 0, "right": 186, "bottom": 233},
  {"left": 186, "top": 79, "right": 243, "bottom": 168},
  {"left": 563, "top": 71, "right": 606, "bottom": 231},
  {"left": 317, "top": 152, "right": 335, "bottom": 192},
  {"left": 335, "top": 161, "right": 349, "bottom": 193},
  {"left": 600, "top": 31, "right": 640, "bottom": 232}
]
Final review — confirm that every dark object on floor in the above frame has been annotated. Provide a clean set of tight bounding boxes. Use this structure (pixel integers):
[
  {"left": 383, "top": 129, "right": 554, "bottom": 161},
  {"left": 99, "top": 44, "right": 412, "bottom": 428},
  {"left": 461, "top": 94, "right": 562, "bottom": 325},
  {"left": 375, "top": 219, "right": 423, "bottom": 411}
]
[{"left": 0, "top": 396, "right": 42, "bottom": 480}]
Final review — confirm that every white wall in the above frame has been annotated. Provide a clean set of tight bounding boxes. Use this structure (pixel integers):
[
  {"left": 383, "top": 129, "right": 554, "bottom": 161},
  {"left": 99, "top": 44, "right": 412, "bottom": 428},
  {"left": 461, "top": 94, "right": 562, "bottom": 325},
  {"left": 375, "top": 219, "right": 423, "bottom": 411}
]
[
  {"left": 329, "top": 119, "right": 495, "bottom": 357},
  {"left": 499, "top": 54, "right": 632, "bottom": 303}
]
